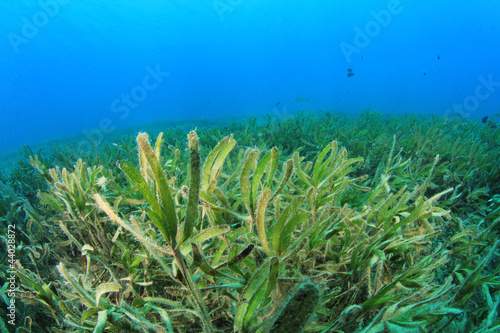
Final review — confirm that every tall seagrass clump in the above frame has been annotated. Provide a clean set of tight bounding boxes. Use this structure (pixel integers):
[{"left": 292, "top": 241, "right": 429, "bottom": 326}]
[{"left": 16, "top": 126, "right": 500, "bottom": 332}]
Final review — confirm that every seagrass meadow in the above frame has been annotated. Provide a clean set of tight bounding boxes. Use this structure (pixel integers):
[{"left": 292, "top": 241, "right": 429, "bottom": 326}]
[{"left": 1, "top": 110, "right": 500, "bottom": 332}]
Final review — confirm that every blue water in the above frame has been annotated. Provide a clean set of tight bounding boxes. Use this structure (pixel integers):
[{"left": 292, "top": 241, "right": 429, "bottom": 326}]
[{"left": 1, "top": 0, "right": 499, "bottom": 154}]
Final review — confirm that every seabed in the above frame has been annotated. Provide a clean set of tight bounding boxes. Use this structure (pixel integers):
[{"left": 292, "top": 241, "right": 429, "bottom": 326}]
[{"left": 1, "top": 110, "right": 499, "bottom": 332}]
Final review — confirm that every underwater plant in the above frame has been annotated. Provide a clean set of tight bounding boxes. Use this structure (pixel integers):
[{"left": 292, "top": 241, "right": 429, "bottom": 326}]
[{"left": 2, "top": 111, "right": 499, "bottom": 332}]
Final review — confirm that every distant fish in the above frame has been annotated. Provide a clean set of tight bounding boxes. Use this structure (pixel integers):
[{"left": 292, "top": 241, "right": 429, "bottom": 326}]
[
  {"left": 482, "top": 116, "right": 488, "bottom": 123},
  {"left": 437, "top": 54, "right": 440, "bottom": 60},
  {"left": 423, "top": 71, "right": 427, "bottom": 75},
  {"left": 347, "top": 72, "right": 355, "bottom": 77},
  {"left": 295, "top": 97, "right": 310, "bottom": 102},
  {"left": 347, "top": 68, "right": 353, "bottom": 72},
  {"left": 275, "top": 102, "right": 280, "bottom": 106}
]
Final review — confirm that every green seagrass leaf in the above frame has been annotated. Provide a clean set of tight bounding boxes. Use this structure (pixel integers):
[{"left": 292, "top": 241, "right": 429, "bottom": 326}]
[
  {"left": 202, "top": 136, "right": 229, "bottom": 191},
  {"left": 279, "top": 213, "right": 310, "bottom": 255},
  {"left": 225, "top": 244, "right": 255, "bottom": 267},
  {"left": 264, "top": 147, "right": 280, "bottom": 189},
  {"left": 293, "top": 152, "right": 312, "bottom": 188},
  {"left": 94, "top": 310, "right": 108, "bottom": 333},
  {"left": 120, "top": 160, "right": 161, "bottom": 216},
  {"left": 208, "top": 134, "right": 236, "bottom": 193},
  {"left": 95, "top": 282, "right": 120, "bottom": 308},
  {"left": 240, "top": 149, "right": 260, "bottom": 215},
  {"left": 137, "top": 133, "right": 178, "bottom": 247},
  {"left": 243, "top": 278, "right": 267, "bottom": 328},
  {"left": 144, "top": 297, "right": 183, "bottom": 308},
  {"left": 271, "top": 159, "right": 294, "bottom": 200},
  {"left": 191, "top": 243, "right": 219, "bottom": 277},
  {"left": 235, "top": 257, "right": 274, "bottom": 331},
  {"left": 153, "top": 132, "right": 163, "bottom": 160},
  {"left": 251, "top": 149, "right": 273, "bottom": 204},
  {"left": 192, "top": 225, "right": 231, "bottom": 244},
  {"left": 386, "top": 320, "right": 424, "bottom": 333},
  {"left": 272, "top": 202, "right": 293, "bottom": 257},
  {"left": 183, "top": 131, "right": 201, "bottom": 242},
  {"left": 362, "top": 271, "right": 409, "bottom": 310},
  {"left": 81, "top": 307, "right": 100, "bottom": 324},
  {"left": 256, "top": 188, "right": 272, "bottom": 254},
  {"left": 312, "top": 141, "right": 334, "bottom": 186},
  {"left": 264, "top": 257, "right": 280, "bottom": 298}
]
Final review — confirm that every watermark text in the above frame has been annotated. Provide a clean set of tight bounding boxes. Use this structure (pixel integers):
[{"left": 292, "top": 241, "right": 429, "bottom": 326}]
[
  {"left": 7, "top": 0, "right": 70, "bottom": 54},
  {"left": 5, "top": 224, "right": 17, "bottom": 326}
]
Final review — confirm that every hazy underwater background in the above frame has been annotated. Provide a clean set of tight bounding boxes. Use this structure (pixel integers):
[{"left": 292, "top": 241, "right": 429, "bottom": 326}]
[
  {"left": 3, "top": 1, "right": 500, "bottom": 332},
  {"left": 1, "top": 0, "right": 499, "bottom": 155}
]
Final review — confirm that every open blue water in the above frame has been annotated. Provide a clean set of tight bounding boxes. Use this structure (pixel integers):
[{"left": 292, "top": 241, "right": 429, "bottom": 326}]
[{"left": 1, "top": 0, "right": 499, "bottom": 154}]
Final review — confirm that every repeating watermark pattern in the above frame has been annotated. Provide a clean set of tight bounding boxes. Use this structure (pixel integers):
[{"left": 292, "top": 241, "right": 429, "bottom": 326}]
[
  {"left": 5, "top": 224, "right": 17, "bottom": 326},
  {"left": 271, "top": 105, "right": 292, "bottom": 122},
  {"left": 213, "top": 0, "right": 243, "bottom": 21},
  {"left": 78, "top": 65, "right": 169, "bottom": 152},
  {"left": 339, "top": 0, "right": 404, "bottom": 63},
  {"left": 445, "top": 74, "right": 500, "bottom": 118},
  {"left": 7, "top": 0, "right": 70, "bottom": 54}
]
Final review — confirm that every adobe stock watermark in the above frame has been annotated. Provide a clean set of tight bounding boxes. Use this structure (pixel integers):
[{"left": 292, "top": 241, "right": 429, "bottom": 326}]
[
  {"left": 78, "top": 65, "right": 169, "bottom": 152},
  {"left": 339, "top": 0, "right": 404, "bottom": 63},
  {"left": 5, "top": 224, "right": 17, "bottom": 326},
  {"left": 7, "top": 0, "right": 70, "bottom": 54},
  {"left": 445, "top": 74, "right": 500, "bottom": 118},
  {"left": 271, "top": 105, "right": 292, "bottom": 122},
  {"left": 213, "top": 0, "right": 243, "bottom": 21}
]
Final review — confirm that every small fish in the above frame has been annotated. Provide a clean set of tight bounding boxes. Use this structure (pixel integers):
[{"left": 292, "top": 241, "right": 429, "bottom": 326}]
[
  {"left": 295, "top": 97, "right": 310, "bottom": 102},
  {"left": 347, "top": 68, "right": 353, "bottom": 72},
  {"left": 482, "top": 116, "right": 488, "bottom": 123},
  {"left": 347, "top": 72, "right": 355, "bottom": 77},
  {"left": 275, "top": 102, "right": 280, "bottom": 106},
  {"left": 423, "top": 71, "right": 426, "bottom": 75},
  {"left": 437, "top": 54, "right": 440, "bottom": 60}
]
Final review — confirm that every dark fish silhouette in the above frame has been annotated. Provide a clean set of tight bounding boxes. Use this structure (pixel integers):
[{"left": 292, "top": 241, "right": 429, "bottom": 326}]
[
  {"left": 347, "top": 68, "right": 353, "bottom": 72},
  {"left": 482, "top": 116, "right": 488, "bottom": 123},
  {"left": 275, "top": 102, "right": 280, "bottom": 106},
  {"left": 438, "top": 55, "right": 440, "bottom": 60},
  {"left": 347, "top": 72, "right": 355, "bottom": 77}
]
